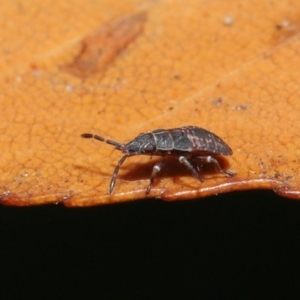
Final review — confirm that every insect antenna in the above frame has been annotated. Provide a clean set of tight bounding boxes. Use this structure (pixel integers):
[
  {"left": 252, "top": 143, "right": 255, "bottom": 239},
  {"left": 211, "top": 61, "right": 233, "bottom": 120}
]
[{"left": 81, "top": 133, "right": 124, "bottom": 150}]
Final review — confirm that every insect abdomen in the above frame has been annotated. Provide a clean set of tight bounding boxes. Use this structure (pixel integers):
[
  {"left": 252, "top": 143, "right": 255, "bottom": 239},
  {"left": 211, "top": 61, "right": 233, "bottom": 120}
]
[
  {"left": 151, "top": 126, "right": 232, "bottom": 155},
  {"left": 182, "top": 126, "right": 232, "bottom": 155}
]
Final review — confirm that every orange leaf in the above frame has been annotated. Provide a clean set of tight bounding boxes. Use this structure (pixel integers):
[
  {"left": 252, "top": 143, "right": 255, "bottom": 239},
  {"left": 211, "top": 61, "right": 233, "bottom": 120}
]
[{"left": 1, "top": 0, "right": 300, "bottom": 206}]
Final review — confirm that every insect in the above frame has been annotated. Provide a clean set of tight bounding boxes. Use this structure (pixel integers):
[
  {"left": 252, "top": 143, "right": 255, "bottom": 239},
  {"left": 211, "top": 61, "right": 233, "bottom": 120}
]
[{"left": 81, "top": 126, "right": 234, "bottom": 195}]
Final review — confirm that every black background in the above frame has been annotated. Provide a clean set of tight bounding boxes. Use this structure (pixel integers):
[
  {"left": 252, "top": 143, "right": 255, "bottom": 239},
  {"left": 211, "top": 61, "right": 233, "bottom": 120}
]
[{"left": 1, "top": 190, "right": 300, "bottom": 299}]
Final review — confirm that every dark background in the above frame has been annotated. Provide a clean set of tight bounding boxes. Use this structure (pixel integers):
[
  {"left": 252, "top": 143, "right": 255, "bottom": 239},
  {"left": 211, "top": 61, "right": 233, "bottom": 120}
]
[{"left": 1, "top": 190, "right": 300, "bottom": 299}]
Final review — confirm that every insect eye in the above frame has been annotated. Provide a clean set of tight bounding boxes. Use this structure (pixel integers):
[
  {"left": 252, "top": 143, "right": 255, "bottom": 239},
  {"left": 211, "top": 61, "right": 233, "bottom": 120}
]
[{"left": 144, "top": 144, "right": 156, "bottom": 152}]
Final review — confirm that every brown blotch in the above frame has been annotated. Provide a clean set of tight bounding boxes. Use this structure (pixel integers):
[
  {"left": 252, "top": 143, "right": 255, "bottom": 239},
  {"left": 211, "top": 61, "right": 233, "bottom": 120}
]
[
  {"left": 62, "top": 12, "right": 147, "bottom": 78},
  {"left": 272, "top": 15, "right": 300, "bottom": 45}
]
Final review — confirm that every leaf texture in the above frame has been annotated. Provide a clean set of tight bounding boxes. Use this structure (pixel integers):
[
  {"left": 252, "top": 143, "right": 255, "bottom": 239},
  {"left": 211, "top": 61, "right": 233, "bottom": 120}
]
[{"left": 1, "top": 0, "right": 300, "bottom": 206}]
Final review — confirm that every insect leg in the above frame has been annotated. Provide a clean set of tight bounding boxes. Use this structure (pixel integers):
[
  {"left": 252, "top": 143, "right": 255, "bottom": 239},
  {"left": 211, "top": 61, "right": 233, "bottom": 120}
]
[
  {"left": 179, "top": 156, "right": 204, "bottom": 182},
  {"left": 146, "top": 158, "right": 166, "bottom": 195},
  {"left": 109, "top": 155, "right": 128, "bottom": 194},
  {"left": 195, "top": 163, "right": 204, "bottom": 174},
  {"left": 196, "top": 156, "right": 234, "bottom": 177}
]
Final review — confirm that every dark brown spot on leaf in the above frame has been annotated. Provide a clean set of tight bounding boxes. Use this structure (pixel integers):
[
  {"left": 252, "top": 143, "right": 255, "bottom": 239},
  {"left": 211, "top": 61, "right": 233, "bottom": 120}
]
[{"left": 61, "top": 12, "right": 147, "bottom": 78}]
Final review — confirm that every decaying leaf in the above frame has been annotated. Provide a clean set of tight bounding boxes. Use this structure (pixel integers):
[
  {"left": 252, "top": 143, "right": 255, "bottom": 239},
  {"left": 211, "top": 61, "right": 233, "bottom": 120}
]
[{"left": 1, "top": 0, "right": 300, "bottom": 206}]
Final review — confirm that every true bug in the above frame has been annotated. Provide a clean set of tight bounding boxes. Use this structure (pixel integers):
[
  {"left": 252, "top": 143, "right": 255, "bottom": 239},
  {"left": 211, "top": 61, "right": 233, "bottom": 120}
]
[{"left": 81, "top": 126, "right": 234, "bottom": 195}]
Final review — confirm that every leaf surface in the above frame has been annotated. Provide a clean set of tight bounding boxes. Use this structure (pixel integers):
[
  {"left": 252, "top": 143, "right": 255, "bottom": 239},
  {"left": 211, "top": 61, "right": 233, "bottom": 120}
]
[{"left": 1, "top": 0, "right": 300, "bottom": 206}]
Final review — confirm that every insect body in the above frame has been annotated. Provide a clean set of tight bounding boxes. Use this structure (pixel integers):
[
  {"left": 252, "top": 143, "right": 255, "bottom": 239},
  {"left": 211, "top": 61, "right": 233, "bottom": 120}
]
[{"left": 81, "top": 126, "right": 234, "bottom": 195}]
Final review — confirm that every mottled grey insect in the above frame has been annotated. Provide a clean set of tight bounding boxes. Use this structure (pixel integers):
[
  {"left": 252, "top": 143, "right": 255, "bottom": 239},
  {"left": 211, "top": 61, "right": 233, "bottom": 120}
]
[{"left": 81, "top": 126, "right": 234, "bottom": 194}]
